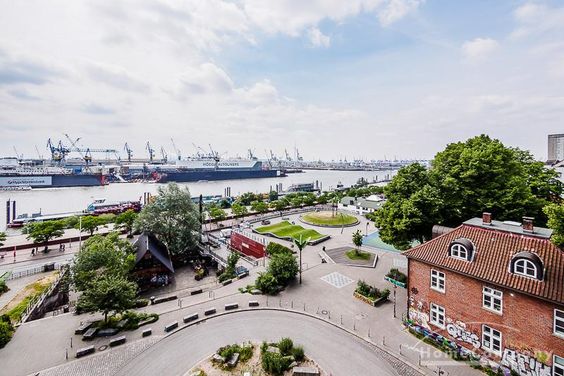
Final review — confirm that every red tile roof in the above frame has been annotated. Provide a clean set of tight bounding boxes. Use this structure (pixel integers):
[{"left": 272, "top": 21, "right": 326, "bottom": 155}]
[{"left": 403, "top": 222, "right": 564, "bottom": 305}]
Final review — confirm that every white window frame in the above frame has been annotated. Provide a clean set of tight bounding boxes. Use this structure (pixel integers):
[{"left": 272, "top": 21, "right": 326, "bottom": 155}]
[
  {"left": 514, "top": 258, "right": 537, "bottom": 279},
  {"left": 554, "top": 355, "right": 564, "bottom": 376},
  {"left": 430, "top": 303, "right": 445, "bottom": 329},
  {"left": 430, "top": 269, "right": 445, "bottom": 293},
  {"left": 482, "top": 325, "right": 502, "bottom": 356},
  {"left": 482, "top": 286, "right": 503, "bottom": 314},
  {"left": 450, "top": 243, "right": 468, "bottom": 260},
  {"left": 555, "top": 309, "right": 564, "bottom": 338}
]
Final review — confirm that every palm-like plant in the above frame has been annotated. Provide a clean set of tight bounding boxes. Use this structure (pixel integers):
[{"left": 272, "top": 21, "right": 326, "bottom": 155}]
[{"left": 293, "top": 235, "right": 310, "bottom": 284}]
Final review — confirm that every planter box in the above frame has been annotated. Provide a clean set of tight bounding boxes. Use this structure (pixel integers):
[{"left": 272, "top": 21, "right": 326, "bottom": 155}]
[{"left": 353, "top": 291, "right": 387, "bottom": 307}]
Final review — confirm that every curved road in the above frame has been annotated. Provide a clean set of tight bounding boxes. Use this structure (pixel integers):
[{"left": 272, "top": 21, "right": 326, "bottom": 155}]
[{"left": 115, "top": 310, "right": 406, "bottom": 376}]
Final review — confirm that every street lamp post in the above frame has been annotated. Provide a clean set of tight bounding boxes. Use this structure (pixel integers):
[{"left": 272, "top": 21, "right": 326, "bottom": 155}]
[{"left": 78, "top": 216, "right": 82, "bottom": 251}]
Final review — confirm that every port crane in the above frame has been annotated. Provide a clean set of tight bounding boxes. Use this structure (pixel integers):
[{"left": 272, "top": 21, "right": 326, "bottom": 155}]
[
  {"left": 124, "top": 143, "right": 133, "bottom": 162},
  {"left": 284, "top": 149, "right": 292, "bottom": 162},
  {"left": 146, "top": 142, "right": 155, "bottom": 162},
  {"left": 47, "top": 138, "right": 70, "bottom": 162},
  {"left": 160, "top": 147, "right": 168, "bottom": 163},
  {"left": 170, "top": 138, "right": 181, "bottom": 161}
]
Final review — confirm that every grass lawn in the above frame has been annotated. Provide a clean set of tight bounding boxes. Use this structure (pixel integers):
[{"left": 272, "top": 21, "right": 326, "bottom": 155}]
[
  {"left": 255, "top": 221, "right": 326, "bottom": 241},
  {"left": 345, "top": 249, "right": 371, "bottom": 260},
  {"left": 301, "top": 211, "right": 358, "bottom": 226}
]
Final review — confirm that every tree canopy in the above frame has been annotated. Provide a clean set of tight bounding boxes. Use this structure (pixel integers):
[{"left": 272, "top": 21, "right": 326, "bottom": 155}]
[
  {"left": 231, "top": 202, "right": 248, "bottom": 217},
  {"left": 77, "top": 215, "right": 106, "bottom": 236},
  {"left": 115, "top": 209, "right": 138, "bottom": 237},
  {"left": 376, "top": 135, "right": 561, "bottom": 249},
  {"left": 24, "top": 220, "right": 65, "bottom": 250},
  {"left": 544, "top": 203, "right": 564, "bottom": 247},
  {"left": 135, "top": 183, "right": 200, "bottom": 257},
  {"left": 77, "top": 274, "right": 137, "bottom": 322},
  {"left": 0, "top": 232, "right": 6, "bottom": 248}
]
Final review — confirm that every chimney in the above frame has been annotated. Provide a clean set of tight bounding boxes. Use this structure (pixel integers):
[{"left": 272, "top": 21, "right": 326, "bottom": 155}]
[
  {"left": 522, "top": 217, "right": 534, "bottom": 233},
  {"left": 482, "top": 212, "right": 492, "bottom": 225}
]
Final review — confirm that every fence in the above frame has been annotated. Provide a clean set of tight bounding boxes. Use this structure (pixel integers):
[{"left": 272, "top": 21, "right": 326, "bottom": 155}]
[{"left": 5, "top": 261, "right": 69, "bottom": 281}]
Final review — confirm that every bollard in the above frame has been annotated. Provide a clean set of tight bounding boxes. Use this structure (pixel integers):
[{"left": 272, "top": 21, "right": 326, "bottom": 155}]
[
  {"left": 279, "top": 299, "right": 281, "bottom": 307},
  {"left": 368, "top": 327, "right": 371, "bottom": 337},
  {"left": 382, "top": 336, "right": 386, "bottom": 346},
  {"left": 65, "top": 348, "right": 68, "bottom": 360},
  {"left": 266, "top": 297, "right": 269, "bottom": 307},
  {"left": 70, "top": 337, "right": 73, "bottom": 348},
  {"left": 418, "top": 353, "right": 421, "bottom": 366},
  {"left": 340, "top": 315, "right": 342, "bottom": 325},
  {"left": 303, "top": 303, "right": 306, "bottom": 312},
  {"left": 399, "top": 344, "right": 402, "bottom": 355},
  {"left": 328, "top": 311, "right": 331, "bottom": 319},
  {"left": 353, "top": 320, "right": 356, "bottom": 331}
]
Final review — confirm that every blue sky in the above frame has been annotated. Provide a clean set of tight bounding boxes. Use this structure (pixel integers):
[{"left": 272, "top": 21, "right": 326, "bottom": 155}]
[{"left": 1, "top": 0, "right": 563, "bottom": 161}]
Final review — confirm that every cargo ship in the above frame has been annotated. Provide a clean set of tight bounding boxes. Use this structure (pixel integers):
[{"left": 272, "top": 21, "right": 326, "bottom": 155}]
[
  {"left": 0, "top": 157, "right": 107, "bottom": 189},
  {"left": 123, "top": 157, "right": 282, "bottom": 183}
]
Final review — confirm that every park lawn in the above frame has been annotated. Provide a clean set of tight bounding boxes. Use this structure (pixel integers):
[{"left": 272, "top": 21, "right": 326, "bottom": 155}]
[
  {"left": 301, "top": 211, "right": 358, "bottom": 226},
  {"left": 0, "top": 272, "right": 58, "bottom": 322},
  {"left": 255, "top": 221, "right": 326, "bottom": 241},
  {"left": 345, "top": 249, "right": 371, "bottom": 261}
]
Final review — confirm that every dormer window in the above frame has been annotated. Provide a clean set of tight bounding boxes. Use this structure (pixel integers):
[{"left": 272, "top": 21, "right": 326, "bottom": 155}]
[
  {"left": 448, "top": 238, "right": 474, "bottom": 261},
  {"left": 510, "top": 251, "right": 544, "bottom": 281},
  {"left": 514, "top": 259, "right": 537, "bottom": 278}
]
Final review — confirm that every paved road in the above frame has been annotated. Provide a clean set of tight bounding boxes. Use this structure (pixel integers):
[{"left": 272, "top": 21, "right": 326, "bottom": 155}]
[{"left": 115, "top": 310, "right": 409, "bottom": 376}]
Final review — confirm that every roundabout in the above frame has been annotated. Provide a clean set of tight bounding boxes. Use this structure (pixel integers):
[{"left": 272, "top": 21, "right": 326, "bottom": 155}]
[
  {"left": 300, "top": 211, "right": 359, "bottom": 227},
  {"left": 114, "top": 310, "right": 410, "bottom": 376}
]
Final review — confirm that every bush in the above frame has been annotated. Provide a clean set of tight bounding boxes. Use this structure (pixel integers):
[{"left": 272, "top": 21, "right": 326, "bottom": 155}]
[
  {"left": 261, "top": 351, "right": 292, "bottom": 375},
  {"left": 134, "top": 298, "right": 150, "bottom": 308},
  {"left": 355, "top": 280, "right": 389, "bottom": 300},
  {"left": 268, "top": 252, "right": 298, "bottom": 285},
  {"left": 218, "top": 343, "right": 253, "bottom": 363},
  {"left": 0, "top": 315, "right": 14, "bottom": 348},
  {"left": 0, "top": 280, "right": 8, "bottom": 295},
  {"left": 266, "top": 242, "right": 293, "bottom": 256},
  {"left": 255, "top": 272, "right": 279, "bottom": 295},
  {"left": 292, "top": 345, "right": 305, "bottom": 361},
  {"left": 386, "top": 268, "right": 407, "bottom": 284},
  {"left": 278, "top": 337, "right": 293, "bottom": 356}
]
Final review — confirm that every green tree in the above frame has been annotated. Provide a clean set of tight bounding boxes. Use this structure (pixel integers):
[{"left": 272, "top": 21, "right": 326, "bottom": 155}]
[
  {"left": 115, "top": 210, "right": 138, "bottom": 237},
  {"left": 255, "top": 272, "right": 278, "bottom": 295},
  {"left": 238, "top": 192, "right": 260, "bottom": 206},
  {"left": 135, "top": 183, "right": 200, "bottom": 257},
  {"left": 77, "top": 216, "right": 106, "bottom": 236},
  {"left": 0, "top": 315, "right": 14, "bottom": 348},
  {"left": 0, "top": 232, "right": 6, "bottom": 248},
  {"left": 293, "top": 236, "right": 309, "bottom": 285},
  {"left": 376, "top": 135, "right": 561, "bottom": 249},
  {"left": 209, "top": 207, "right": 227, "bottom": 221},
  {"left": 352, "top": 230, "right": 363, "bottom": 255},
  {"left": 72, "top": 233, "right": 135, "bottom": 292},
  {"left": 219, "top": 252, "right": 240, "bottom": 282},
  {"left": 251, "top": 201, "right": 269, "bottom": 213},
  {"left": 544, "top": 203, "right": 564, "bottom": 247},
  {"left": 268, "top": 190, "right": 279, "bottom": 202},
  {"left": 270, "top": 200, "right": 287, "bottom": 212},
  {"left": 23, "top": 220, "right": 65, "bottom": 251},
  {"left": 268, "top": 252, "right": 298, "bottom": 285},
  {"left": 77, "top": 274, "right": 137, "bottom": 322},
  {"left": 231, "top": 202, "right": 248, "bottom": 218}
]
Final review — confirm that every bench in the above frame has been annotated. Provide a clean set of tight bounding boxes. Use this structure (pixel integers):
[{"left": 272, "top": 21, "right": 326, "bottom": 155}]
[
  {"left": 204, "top": 308, "right": 216, "bottom": 316},
  {"left": 109, "top": 336, "right": 126, "bottom": 347},
  {"left": 222, "top": 279, "right": 232, "bottom": 286},
  {"left": 164, "top": 321, "right": 178, "bottom": 332},
  {"left": 82, "top": 328, "right": 98, "bottom": 341},
  {"left": 142, "top": 328, "right": 152, "bottom": 337},
  {"left": 248, "top": 300, "right": 259, "bottom": 307},
  {"left": 76, "top": 345, "right": 95, "bottom": 358},
  {"left": 292, "top": 367, "right": 320, "bottom": 376},
  {"left": 97, "top": 328, "right": 119, "bottom": 337},
  {"left": 151, "top": 295, "right": 177, "bottom": 305},
  {"left": 224, "top": 303, "right": 238, "bottom": 311},
  {"left": 227, "top": 352, "right": 240, "bottom": 367},
  {"left": 183, "top": 313, "right": 199, "bottom": 323},
  {"left": 190, "top": 288, "right": 203, "bottom": 295}
]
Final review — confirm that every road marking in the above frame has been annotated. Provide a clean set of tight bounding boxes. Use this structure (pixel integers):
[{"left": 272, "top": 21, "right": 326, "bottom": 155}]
[{"left": 320, "top": 272, "right": 354, "bottom": 288}]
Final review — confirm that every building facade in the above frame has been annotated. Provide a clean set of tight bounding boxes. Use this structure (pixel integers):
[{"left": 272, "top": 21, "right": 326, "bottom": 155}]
[
  {"left": 548, "top": 134, "right": 564, "bottom": 162},
  {"left": 338, "top": 194, "right": 384, "bottom": 215},
  {"left": 404, "top": 214, "right": 564, "bottom": 376}
]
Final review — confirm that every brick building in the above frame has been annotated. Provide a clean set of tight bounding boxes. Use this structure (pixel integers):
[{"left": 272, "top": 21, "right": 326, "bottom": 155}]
[{"left": 404, "top": 213, "right": 564, "bottom": 376}]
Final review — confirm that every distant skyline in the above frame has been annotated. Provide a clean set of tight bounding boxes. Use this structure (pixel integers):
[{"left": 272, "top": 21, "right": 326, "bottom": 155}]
[{"left": 1, "top": 0, "right": 564, "bottom": 161}]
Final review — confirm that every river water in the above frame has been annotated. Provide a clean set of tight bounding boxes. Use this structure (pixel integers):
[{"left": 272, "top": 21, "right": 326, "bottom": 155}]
[{"left": 0, "top": 169, "right": 395, "bottom": 232}]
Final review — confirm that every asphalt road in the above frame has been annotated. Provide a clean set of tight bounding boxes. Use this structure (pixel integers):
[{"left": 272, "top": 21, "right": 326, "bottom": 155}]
[{"left": 115, "top": 310, "right": 402, "bottom": 376}]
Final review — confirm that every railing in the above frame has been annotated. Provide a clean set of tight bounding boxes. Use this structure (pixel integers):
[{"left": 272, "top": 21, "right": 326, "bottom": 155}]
[
  {"left": 17, "top": 266, "right": 68, "bottom": 325},
  {"left": 5, "top": 261, "right": 69, "bottom": 281}
]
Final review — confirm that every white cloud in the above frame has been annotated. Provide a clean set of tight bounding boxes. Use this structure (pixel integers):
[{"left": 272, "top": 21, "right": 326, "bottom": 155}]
[
  {"left": 511, "top": 2, "right": 564, "bottom": 39},
  {"left": 308, "top": 27, "right": 331, "bottom": 48},
  {"left": 461, "top": 38, "right": 499, "bottom": 61},
  {"left": 377, "top": 0, "right": 424, "bottom": 27}
]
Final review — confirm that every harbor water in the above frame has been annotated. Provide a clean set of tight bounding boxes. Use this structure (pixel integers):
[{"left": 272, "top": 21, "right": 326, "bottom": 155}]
[{"left": 0, "top": 169, "right": 395, "bottom": 232}]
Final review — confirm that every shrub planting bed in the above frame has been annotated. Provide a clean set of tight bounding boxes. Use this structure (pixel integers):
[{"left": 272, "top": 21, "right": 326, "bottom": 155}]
[{"left": 354, "top": 280, "right": 390, "bottom": 307}]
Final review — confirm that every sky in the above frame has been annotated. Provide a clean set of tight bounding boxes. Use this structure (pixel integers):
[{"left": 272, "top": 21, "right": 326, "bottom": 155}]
[{"left": 1, "top": 0, "right": 563, "bottom": 161}]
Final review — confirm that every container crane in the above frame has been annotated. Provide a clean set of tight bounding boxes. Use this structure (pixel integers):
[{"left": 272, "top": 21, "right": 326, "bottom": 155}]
[
  {"left": 146, "top": 142, "right": 155, "bottom": 162},
  {"left": 170, "top": 138, "right": 181, "bottom": 161},
  {"left": 160, "top": 147, "right": 168, "bottom": 163},
  {"left": 124, "top": 143, "right": 133, "bottom": 162},
  {"left": 284, "top": 149, "right": 292, "bottom": 162}
]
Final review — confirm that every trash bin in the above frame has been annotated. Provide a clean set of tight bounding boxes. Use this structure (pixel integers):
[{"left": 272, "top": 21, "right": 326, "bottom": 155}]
[{"left": 63, "top": 305, "right": 70, "bottom": 313}]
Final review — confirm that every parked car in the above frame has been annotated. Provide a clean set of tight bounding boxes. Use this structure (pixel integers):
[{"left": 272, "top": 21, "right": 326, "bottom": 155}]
[{"left": 261, "top": 219, "right": 271, "bottom": 225}]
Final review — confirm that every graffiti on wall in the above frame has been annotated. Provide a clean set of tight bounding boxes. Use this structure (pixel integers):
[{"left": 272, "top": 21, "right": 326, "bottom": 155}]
[
  {"left": 408, "top": 297, "right": 430, "bottom": 329},
  {"left": 501, "top": 349, "right": 551, "bottom": 376},
  {"left": 445, "top": 320, "right": 481, "bottom": 349}
]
